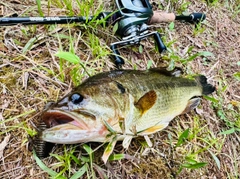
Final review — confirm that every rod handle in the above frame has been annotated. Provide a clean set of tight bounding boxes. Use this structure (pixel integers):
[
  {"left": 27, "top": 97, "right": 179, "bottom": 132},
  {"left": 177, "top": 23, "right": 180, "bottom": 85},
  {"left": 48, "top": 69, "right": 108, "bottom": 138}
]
[
  {"left": 189, "top": 13, "right": 206, "bottom": 23},
  {"left": 149, "top": 11, "right": 176, "bottom": 24}
]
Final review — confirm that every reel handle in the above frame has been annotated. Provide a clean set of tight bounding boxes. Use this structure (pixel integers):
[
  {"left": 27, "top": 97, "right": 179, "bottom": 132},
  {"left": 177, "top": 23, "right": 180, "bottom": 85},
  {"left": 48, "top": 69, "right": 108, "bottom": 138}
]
[
  {"left": 110, "top": 31, "right": 166, "bottom": 67},
  {"left": 154, "top": 32, "right": 167, "bottom": 53},
  {"left": 110, "top": 44, "right": 125, "bottom": 68}
]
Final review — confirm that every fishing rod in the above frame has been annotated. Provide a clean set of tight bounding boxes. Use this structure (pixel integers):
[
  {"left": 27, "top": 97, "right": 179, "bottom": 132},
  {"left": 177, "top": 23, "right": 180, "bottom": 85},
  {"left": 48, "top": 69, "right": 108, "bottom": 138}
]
[{"left": 0, "top": 0, "right": 206, "bottom": 68}]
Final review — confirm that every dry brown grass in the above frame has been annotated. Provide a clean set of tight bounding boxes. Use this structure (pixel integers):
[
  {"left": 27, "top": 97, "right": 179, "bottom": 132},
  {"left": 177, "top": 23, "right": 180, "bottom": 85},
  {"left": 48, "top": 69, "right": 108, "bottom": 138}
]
[{"left": 0, "top": 0, "right": 239, "bottom": 178}]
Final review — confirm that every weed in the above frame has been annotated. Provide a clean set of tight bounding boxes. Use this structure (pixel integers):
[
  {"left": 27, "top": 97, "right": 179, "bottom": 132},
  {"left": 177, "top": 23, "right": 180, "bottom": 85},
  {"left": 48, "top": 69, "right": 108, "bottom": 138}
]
[
  {"left": 205, "top": 0, "right": 219, "bottom": 6},
  {"left": 163, "top": 44, "right": 214, "bottom": 70},
  {"left": 36, "top": 0, "right": 44, "bottom": 16},
  {"left": 33, "top": 143, "right": 109, "bottom": 178},
  {"left": 205, "top": 84, "right": 240, "bottom": 134},
  {"left": 171, "top": 114, "right": 226, "bottom": 176},
  {"left": 165, "top": 0, "right": 191, "bottom": 13},
  {"left": 193, "top": 22, "right": 206, "bottom": 37},
  {"left": 33, "top": 147, "right": 88, "bottom": 179}
]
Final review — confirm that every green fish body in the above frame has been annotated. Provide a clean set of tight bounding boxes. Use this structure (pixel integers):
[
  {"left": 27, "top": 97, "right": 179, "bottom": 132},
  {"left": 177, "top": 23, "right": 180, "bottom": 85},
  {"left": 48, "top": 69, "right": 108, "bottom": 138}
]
[{"left": 39, "top": 68, "right": 215, "bottom": 162}]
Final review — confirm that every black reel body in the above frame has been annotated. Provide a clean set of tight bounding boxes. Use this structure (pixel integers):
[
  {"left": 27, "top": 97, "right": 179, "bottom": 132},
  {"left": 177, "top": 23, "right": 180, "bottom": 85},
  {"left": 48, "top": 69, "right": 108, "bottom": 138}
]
[
  {"left": 111, "top": 0, "right": 166, "bottom": 67},
  {"left": 115, "top": 0, "right": 152, "bottom": 37}
]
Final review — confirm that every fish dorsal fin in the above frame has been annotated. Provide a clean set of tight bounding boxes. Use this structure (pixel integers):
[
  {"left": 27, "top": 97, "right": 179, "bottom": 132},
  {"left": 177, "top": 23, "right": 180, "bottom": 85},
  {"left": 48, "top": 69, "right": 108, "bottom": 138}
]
[
  {"left": 134, "top": 90, "right": 157, "bottom": 114},
  {"left": 149, "top": 67, "right": 183, "bottom": 77}
]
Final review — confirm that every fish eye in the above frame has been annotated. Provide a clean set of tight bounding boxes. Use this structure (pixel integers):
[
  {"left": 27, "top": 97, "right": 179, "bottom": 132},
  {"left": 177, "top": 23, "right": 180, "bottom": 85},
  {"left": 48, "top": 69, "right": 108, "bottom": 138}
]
[{"left": 70, "top": 93, "right": 84, "bottom": 104}]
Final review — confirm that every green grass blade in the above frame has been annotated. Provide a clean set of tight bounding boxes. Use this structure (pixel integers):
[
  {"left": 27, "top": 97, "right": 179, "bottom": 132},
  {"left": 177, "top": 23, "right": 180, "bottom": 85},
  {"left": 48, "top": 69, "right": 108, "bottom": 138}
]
[
  {"left": 33, "top": 150, "right": 67, "bottom": 179},
  {"left": 102, "top": 119, "right": 116, "bottom": 134},
  {"left": 70, "top": 164, "right": 88, "bottom": 179},
  {"left": 0, "top": 109, "right": 35, "bottom": 125},
  {"left": 108, "top": 154, "right": 125, "bottom": 161},
  {"left": 208, "top": 150, "right": 221, "bottom": 170},
  {"left": 36, "top": 0, "right": 44, "bottom": 16},
  {"left": 182, "top": 162, "right": 207, "bottom": 169},
  {"left": 22, "top": 34, "right": 43, "bottom": 54},
  {"left": 233, "top": 72, "right": 240, "bottom": 81},
  {"left": 203, "top": 96, "right": 219, "bottom": 103},
  {"left": 198, "top": 51, "right": 214, "bottom": 57},
  {"left": 83, "top": 144, "right": 94, "bottom": 156},
  {"left": 69, "top": 154, "right": 82, "bottom": 166},
  {"left": 55, "top": 51, "right": 80, "bottom": 64},
  {"left": 169, "top": 22, "right": 175, "bottom": 31},
  {"left": 219, "top": 128, "right": 235, "bottom": 135},
  {"left": 176, "top": 128, "right": 190, "bottom": 147}
]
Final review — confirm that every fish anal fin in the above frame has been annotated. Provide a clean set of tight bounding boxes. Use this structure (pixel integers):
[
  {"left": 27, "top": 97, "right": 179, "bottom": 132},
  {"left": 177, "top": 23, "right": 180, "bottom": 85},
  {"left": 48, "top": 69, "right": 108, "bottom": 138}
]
[
  {"left": 138, "top": 124, "right": 165, "bottom": 135},
  {"left": 182, "top": 97, "right": 201, "bottom": 114},
  {"left": 135, "top": 90, "right": 157, "bottom": 114}
]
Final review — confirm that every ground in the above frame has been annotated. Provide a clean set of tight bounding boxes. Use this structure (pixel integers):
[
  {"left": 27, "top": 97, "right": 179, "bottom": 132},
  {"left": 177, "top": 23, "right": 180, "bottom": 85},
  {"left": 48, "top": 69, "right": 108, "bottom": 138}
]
[{"left": 0, "top": 0, "right": 239, "bottom": 178}]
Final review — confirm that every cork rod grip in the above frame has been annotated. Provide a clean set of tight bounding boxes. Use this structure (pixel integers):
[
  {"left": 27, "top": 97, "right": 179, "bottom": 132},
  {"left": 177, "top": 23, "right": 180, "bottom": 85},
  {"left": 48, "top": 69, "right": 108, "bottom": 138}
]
[{"left": 149, "top": 11, "right": 176, "bottom": 24}]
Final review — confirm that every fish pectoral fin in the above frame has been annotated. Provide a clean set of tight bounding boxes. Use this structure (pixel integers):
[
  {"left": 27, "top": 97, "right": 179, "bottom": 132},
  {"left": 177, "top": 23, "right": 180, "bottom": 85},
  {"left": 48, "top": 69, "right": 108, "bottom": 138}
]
[
  {"left": 134, "top": 90, "right": 157, "bottom": 115},
  {"left": 182, "top": 97, "right": 201, "bottom": 114}
]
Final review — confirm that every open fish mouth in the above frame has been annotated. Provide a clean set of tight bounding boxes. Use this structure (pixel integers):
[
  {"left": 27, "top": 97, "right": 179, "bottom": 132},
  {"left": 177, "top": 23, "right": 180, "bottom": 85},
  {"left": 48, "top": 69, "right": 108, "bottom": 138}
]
[
  {"left": 40, "top": 110, "right": 107, "bottom": 144},
  {"left": 42, "top": 110, "right": 92, "bottom": 130}
]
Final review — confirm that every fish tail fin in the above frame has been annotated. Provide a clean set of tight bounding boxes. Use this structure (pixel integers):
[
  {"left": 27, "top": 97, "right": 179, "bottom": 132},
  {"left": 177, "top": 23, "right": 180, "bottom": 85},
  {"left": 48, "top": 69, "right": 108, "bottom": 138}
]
[{"left": 196, "top": 75, "right": 215, "bottom": 95}]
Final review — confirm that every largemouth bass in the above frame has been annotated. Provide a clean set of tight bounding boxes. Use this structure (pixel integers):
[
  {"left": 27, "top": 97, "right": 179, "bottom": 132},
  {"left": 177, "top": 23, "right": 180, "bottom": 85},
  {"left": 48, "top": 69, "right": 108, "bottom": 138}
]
[{"left": 39, "top": 67, "right": 215, "bottom": 162}]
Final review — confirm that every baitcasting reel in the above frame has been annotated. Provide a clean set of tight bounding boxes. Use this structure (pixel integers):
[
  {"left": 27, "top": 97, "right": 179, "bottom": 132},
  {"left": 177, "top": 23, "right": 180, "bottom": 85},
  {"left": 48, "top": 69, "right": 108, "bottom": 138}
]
[{"left": 110, "top": 0, "right": 166, "bottom": 67}]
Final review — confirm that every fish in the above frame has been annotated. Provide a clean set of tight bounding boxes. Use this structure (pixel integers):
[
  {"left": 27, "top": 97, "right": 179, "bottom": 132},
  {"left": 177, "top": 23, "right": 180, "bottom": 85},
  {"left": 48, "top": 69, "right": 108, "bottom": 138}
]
[{"left": 38, "top": 67, "right": 215, "bottom": 163}]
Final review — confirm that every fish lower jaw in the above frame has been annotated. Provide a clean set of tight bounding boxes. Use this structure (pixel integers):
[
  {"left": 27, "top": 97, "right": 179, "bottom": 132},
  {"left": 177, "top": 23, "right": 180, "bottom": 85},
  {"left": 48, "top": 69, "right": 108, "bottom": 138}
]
[{"left": 41, "top": 129, "right": 109, "bottom": 144}]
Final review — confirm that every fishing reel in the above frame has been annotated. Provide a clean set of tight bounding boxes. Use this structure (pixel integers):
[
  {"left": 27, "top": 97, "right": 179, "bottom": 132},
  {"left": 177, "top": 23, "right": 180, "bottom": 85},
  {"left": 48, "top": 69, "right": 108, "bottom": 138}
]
[{"left": 110, "top": 0, "right": 166, "bottom": 67}]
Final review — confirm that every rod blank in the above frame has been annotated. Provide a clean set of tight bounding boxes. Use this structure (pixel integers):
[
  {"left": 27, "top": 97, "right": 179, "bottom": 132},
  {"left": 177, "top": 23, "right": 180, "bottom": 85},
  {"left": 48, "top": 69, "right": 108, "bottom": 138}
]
[{"left": 0, "top": 16, "right": 93, "bottom": 26}]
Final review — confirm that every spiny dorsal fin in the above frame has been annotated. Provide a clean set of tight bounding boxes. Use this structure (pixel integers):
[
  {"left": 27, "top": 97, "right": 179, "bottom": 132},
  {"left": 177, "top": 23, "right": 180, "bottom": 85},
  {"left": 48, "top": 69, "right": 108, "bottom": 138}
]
[
  {"left": 149, "top": 67, "right": 183, "bottom": 77},
  {"left": 134, "top": 90, "right": 157, "bottom": 114}
]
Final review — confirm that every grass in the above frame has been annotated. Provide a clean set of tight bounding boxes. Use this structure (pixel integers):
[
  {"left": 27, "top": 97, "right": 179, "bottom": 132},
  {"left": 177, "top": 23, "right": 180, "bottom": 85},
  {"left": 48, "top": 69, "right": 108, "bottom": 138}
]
[{"left": 0, "top": 0, "right": 240, "bottom": 178}]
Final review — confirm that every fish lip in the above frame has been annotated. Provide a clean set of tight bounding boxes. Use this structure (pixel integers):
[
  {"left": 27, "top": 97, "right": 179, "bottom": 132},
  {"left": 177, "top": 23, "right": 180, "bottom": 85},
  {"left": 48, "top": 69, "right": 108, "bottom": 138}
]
[
  {"left": 40, "top": 110, "right": 108, "bottom": 144},
  {"left": 42, "top": 109, "right": 90, "bottom": 130}
]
